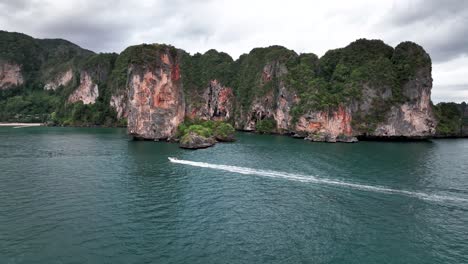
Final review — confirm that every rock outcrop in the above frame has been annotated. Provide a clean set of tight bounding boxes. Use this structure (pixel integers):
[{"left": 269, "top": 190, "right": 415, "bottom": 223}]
[
  {"left": 126, "top": 47, "right": 185, "bottom": 140},
  {"left": 68, "top": 72, "right": 99, "bottom": 104},
  {"left": 179, "top": 132, "right": 216, "bottom": 149},
  {"left": 0, "top": 62, "right": 23, "bottom": 89},
  {"left": 44, "top": 69, "right": 73, "bottom": 90}
]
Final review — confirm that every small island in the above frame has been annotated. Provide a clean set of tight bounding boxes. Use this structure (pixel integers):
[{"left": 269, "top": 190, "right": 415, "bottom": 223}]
[{"left": 176, "top": 120, "right": 235, "bottom": 149}]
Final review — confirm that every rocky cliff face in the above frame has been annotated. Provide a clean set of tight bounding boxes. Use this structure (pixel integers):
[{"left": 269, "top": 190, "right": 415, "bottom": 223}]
[
  {"left": 186, "top": 79, "right": 234, "bottom": 121},
  {"left": 44, "top": 69, "right": 73, "bottom": 90},
  {"left": 238, "top": 90, "right": 276, "bottom": 131},
  {"left": 0, "top": 30, "right": 447, "bottom": 139},
  {"left": 295, "top": 106, "right": 356, "bottom": 142},
  {"left": 0, "top": 62, "right": 23, "bottom": 89},
  {"left": 126, "top": 48, "right": 185, "bottom": 140},
  {"left": 229, "top": 41, "right": 436, "bottom": 142},
  {"left": 110, "top": 93, "right": 127, "bottom": 119},
  {"left": 234, "top": 55, "right": 296, "bottom": 133},
  {"left": 231, "top": 48, "right": 354, "bottom": 140},
  {"left": 371, "top": 46, "right": 435, "bottom": 138},
  {"left": 68, "top": 71, "right": 99, "bottom": 104}
]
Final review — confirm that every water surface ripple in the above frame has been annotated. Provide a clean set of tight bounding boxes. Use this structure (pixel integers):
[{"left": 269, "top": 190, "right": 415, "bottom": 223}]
[{"left": 1, "top": 127, "right": 467, "bottom": 263}]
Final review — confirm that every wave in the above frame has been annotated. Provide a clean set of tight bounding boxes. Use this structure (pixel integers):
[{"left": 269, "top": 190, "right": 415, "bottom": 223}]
[{"left": 168, "top": 157, "right": 468, "bottom": 203}]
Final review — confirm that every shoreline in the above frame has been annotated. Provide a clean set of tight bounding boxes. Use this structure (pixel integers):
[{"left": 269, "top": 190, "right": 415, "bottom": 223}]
[
  {"left": 0, "top": 123, "right": 43, "bottom": 127},
  {"left": 1, "top": 124, "right": 467, "bottom": 140}
]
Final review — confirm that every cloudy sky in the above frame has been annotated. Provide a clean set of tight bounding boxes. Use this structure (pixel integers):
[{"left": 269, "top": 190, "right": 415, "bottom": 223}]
[{"left": 0, "top": 0, "right": 467, "bottom": 102}]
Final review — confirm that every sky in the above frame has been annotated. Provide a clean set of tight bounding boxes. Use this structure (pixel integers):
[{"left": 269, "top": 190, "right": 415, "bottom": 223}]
[{"left": 0, "top": 0, "right": 467, "bottom": 103}]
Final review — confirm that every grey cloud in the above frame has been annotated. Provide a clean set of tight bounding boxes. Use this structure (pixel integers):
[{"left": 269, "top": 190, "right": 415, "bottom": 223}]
[
  {"left": 390, "top": 0, "right": 468, "bottom": 25},
  {"left": 0, "top": 0, "right": 134, "bottom": 51},
  {"left": 1, "top": 0, "right": 468, "bottom": 103},
  {"left": 440, "top": 84, "right": 468, "bottom": 91},
  {"left": 0, "top": 0, "right": 216, "bottom": 52},
  {"left": 39, "top": 21, "right": 132, "bottom": 52},
  {"left": 0, "top": 0, "right": 33, "bottom": 12},
  {"left": 383, "top": 0, "right": 468, "bottom": 62}
]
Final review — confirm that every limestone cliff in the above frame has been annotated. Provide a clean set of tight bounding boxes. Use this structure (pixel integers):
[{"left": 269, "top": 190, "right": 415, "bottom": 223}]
[
  {"left": 44, "top": 69, "right": 73, "bottom": 90},
  {"left": 233, "top": 47, "right": 297, "bottom": 133},
  {"left": 0, "top": 30, "right": 449, "bottom": 139},
  {"left": 228, "top": 41, "right": 437, "bottom": 141},
  {"left": 370, "top": 43, "right": 435, "bottom": 138},
  {"left": 0, "top": 62, "right": 23, "bottom": 89},
  {"left": 125, "top": 46, "right": 185, "bottom": 140},
  {"left": 68, "top": 71, "right": 99, "bottom": 104},
  {"left": 186, "top": 79, "right": 234, "bottom": 121},
  {"left": 295, "top": 106, "right": 356, "bottom": 142},
  {"left": 238, "top": 61, "right": 291, "bottom": 132},
  {"left": 110, "top": 93, "right": 127, "bottom": 119}
]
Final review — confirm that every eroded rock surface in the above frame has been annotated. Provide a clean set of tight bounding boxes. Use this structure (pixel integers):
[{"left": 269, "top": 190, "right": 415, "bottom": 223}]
[
  {"left": 127, "top": 50, "right": 185, "bottom": 140},
  {"left": 372, "top": 67, "right": 435, "bottom": 137},
  {"left": 110, "top": 93, "right": 128, "bottom": 119},
  {"left": 0, "top": 62, "right": 23, "bottom": 89},
  {"left": 68, "top": 72, "right": 99, "bottom": 104},
  {"left": 44, "top": 69, "right": 73, "bottom": 90},
  {"left": 236, "top": 61, "right": 292, "bottom": 132},
  {"left": 296, "top": 106, "right": 357, "bottom": 142},
  {"left": 187, "top": 79, "right": 234, "bottom": 121}
]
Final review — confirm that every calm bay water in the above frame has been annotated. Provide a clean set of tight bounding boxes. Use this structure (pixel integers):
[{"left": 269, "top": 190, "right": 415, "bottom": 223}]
[{"left": 0, "top": 127, "right": 467, "bottom": 263}]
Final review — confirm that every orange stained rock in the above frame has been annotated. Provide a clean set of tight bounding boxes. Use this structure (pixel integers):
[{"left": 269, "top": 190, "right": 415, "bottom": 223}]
[
  {"left": 334, "top": 106, "right": 353, "bottom": 135},
  {"left": 171, "top": 64, "right": 180, "bottom": 81},
  {"left": 308, "top": 122, "right": 322, "bottom": 130}
]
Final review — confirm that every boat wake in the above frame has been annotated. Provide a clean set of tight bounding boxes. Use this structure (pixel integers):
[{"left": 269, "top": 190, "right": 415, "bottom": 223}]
[{"left": 168, "top": 157, "right": 468, "bottom": 204}]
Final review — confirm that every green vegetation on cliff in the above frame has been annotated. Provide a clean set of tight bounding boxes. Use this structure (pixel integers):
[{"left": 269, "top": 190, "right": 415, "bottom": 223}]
[
  {"left": 288, "top": 39, "right": 432, "bottom": 132},
  {"left": 227, "top": 39, "right": 430, "bottom": 133},
  {"left": 290, "top": 40, "right": 398, "bottom": 121},
  {"left": 0, "top": 31, "right": 459, "bottom": 137},
  {"left": 434, "top": 102, "right": 467, "bottom": 136},
  {"left": 234, "top": 46, "right": 297, "bottom": 112},
  {"left": 0, "top": 86, "right": 123, "bottom": 126},
  {"left": 255, "top": 118, "right": 277, "bottom": 134},
  {"left": 0, "top": 32, "right": 122, "bottom": 126},
  {"left": 181, "top": 49, "right": 234, "bottom": 91},
  {"left": 180, "top": 49, "right": 235, "bottom": 110},
  {"left": 0, "top": 31, "right": 93, "bottom": 85},
  {"left": 110, "top": 44, "right": 179, "bottom": 92},
  {"left": 392, "top": 41, "right": 432, "bottom": 86}
]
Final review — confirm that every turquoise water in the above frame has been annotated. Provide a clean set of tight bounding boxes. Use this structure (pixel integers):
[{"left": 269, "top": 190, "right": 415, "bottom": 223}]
[{"left": 0, "top": 127, "right": 467, "bottom": 263}]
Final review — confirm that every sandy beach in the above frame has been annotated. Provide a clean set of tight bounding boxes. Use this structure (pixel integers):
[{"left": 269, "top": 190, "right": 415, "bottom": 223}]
[{"left": 0, "top": 123, "right": 42, "bottom": 127}]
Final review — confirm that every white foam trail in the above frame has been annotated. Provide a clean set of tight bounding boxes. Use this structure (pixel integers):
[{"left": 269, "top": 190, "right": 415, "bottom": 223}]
[{"left": 168, "top": 157, "right": 468, "bottom": 203}]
